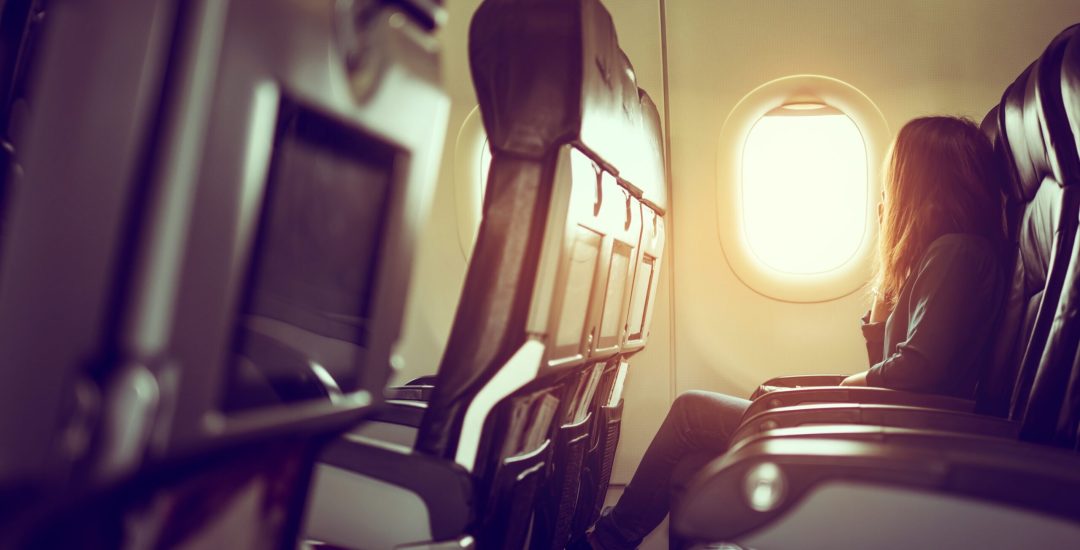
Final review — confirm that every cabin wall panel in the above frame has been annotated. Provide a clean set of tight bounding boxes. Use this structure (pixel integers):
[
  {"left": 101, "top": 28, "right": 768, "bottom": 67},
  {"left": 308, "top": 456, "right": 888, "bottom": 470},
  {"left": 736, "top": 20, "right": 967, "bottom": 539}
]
[{"left": 393, "top": 0, "right": 480, "bottom": 386}]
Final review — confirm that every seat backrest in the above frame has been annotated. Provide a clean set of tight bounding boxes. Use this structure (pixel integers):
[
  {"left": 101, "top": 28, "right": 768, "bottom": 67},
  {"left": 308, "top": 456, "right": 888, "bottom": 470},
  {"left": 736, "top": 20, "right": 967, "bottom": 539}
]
[
  {"left": 1007, "top": 26, "right": 1080, "bottom": 444},
  {"left": 1051, "top": 30, "right": 1080, "bottom": 448},
  {"left": 0, "top": 0, "right": 447, "bottom": 546},
  {"left": 412, "top": 0, "right": 666, "bottom": 545},
  {"left": 973, "top": 101, "right": 1023, "bottom": 418},
  {"left": 416, "top": 0, "right": 666, "bottom": 464},
  {"left": 0, "top": 0, "right": 176, "bottom": 507},
  {"left": 975, "top": 27, "right": 1080, "bottom": 422},
  {"left": 0, "top": 0, "right": 45, "bottom": 236}
]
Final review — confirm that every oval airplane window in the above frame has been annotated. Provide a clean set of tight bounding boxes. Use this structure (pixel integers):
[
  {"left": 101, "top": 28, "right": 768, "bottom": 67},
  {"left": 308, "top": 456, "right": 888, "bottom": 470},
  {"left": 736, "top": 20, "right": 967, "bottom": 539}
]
[
  {"left": 454, "top": 106, "right": 491, "bottom": 259},
  {"left": 717, "top": 75, "right": 890, "bottom": 302},
  {"left": 742, "top": 105, "right": 866, "bottom": 274}
]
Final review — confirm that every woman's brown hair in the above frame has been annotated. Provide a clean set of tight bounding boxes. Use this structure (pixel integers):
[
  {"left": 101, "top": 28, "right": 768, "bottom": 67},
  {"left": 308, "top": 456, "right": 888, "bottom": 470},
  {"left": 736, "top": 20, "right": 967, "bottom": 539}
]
[{"left": 874, "top": 116, "right": 1005, "bottom": 306}]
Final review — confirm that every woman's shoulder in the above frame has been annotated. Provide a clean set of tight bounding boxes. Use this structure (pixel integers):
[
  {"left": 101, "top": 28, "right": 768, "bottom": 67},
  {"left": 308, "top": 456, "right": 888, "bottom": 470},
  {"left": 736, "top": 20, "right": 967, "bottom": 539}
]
[
  {"left": 920, "top": 233, "right": 1003, "bottom": 274},
  {"left": 925, "top": 233, "right": 1000, "bottom": 259},
  {"left": 905, "top": 233, "right": 1004, "bottom": 298}
]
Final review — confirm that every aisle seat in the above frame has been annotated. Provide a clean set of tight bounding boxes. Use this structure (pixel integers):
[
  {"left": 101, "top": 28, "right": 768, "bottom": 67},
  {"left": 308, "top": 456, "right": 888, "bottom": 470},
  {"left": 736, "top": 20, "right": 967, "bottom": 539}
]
[{"left": 0, "top": 0, "right": 448, "bottom": 546}]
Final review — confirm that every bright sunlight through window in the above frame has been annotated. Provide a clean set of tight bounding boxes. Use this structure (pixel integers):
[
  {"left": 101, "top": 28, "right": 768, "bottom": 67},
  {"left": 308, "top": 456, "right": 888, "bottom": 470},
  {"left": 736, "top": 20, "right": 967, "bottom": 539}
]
[
  {"left": 479, "top": 138, "right": 492, "bottom": 201},
  {"left": 741, "top": 106, "right": 867, "bottom": 274}
]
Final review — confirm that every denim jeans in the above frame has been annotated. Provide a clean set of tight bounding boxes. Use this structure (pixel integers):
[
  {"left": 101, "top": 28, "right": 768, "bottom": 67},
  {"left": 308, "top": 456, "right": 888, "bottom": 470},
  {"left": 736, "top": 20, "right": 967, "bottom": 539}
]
[{"left": 591, "top": 390, "right": 750, "bottom": 549}]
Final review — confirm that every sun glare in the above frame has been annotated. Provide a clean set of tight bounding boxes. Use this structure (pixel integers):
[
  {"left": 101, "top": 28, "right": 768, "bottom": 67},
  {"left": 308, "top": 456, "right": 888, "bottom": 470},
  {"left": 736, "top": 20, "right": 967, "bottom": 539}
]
[
  {"left": 480, "top": 138, "right": 493, "bottom": 201},
  {"left": 741, "top": 112, "right": 868, "bottom": 275}
]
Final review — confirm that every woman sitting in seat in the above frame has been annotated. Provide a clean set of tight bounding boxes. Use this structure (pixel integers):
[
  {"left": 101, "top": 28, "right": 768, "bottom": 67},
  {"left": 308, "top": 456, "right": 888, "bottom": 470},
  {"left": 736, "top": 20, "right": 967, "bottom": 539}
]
[{"left": 578, "top": 115, "right": 1007, "bottom": 549}]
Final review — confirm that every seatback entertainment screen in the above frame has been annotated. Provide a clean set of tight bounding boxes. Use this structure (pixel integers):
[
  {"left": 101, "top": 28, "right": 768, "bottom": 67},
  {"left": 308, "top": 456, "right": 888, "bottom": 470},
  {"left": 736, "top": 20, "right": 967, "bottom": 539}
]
[{"left": 223, "top": 100, "right": 396, "bottom": 413}]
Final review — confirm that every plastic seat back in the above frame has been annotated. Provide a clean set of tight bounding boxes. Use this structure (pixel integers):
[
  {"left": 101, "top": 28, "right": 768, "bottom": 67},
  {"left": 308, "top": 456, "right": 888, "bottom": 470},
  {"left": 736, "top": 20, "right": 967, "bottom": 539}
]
[
  {"left": 411, "top": 0, "right": 666, "bottom": 547},
  {"left": 0, "top": 0, "right": 448, "bottom": 546}
]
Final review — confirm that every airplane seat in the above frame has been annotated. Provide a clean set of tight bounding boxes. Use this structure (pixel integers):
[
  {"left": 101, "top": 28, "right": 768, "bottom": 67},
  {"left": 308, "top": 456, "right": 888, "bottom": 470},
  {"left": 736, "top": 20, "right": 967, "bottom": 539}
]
[
  {"left": 980, "top": 104, "right": 1001, "bottom": 136},
  {"left": 0, "top": 0, "right": 448, "bottom": 547},
  {"left": 1008, "top": 31, "right": 1080, "bottom": 437},
  {"left": 969, "top": 116, "right": 1032, "bottom": 421},
  {"left": 1048, "top": 31, "right": 1080, "bottom": 448},
  {"left": 670, "top": 25, "right": 1080, "bottom": 549},
  {"left": 0, "top": 0, "right": 46, "bottom": 254},
  {"left": 971, "top": 101, "right": 1032, "bottom": 419},
  {"left": 302, "top": 0, "right": 667, "bottom": 548},
  {"left": 375, "top": 95, "right": 664, "bottom": 550}
]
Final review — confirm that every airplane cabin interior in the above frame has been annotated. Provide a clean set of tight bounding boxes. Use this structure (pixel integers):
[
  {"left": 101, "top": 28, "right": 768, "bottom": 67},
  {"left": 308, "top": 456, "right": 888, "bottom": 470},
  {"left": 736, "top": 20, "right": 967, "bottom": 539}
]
[{"left": 4, "top": 0, "right": 1080, "bottom": 549}]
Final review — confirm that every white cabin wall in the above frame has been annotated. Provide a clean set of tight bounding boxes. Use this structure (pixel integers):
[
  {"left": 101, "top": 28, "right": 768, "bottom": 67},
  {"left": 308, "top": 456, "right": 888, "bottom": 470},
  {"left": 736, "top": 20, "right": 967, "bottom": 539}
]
[
  {"left": 392, "top": 0, "right": 479, "bottom": 385},
  {"left": 600, "top": 2, "right": 672, "bottom": 486}
]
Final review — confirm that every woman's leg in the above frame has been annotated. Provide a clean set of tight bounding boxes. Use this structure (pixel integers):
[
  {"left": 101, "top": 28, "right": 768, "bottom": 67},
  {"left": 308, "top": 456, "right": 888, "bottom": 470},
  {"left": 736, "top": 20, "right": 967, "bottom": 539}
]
[{"left": 589, "top": 390, "right": 750, "bottom": 549}]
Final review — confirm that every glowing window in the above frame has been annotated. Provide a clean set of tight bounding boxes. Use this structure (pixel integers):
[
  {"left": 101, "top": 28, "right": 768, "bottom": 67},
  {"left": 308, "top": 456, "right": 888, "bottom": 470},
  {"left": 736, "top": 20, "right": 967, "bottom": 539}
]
[
  {"left": 479, "top": 138, "right": 492, "bottom": 202},
  {"left": 716, "top": 76, "right": 889, "bottom": 302},
  {"left": 454, "top": 106, "right": 492, "bottom": 260},
  {"left": 741, "top": 105, "right": 867, "bottom": 275}
]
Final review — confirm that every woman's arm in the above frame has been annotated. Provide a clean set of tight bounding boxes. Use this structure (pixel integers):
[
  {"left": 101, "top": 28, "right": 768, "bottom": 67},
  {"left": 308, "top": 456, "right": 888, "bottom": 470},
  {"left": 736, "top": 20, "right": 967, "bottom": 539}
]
[
  {"left": 859, "top": 293, "right": 893, "bottom": 367},
  {"left": 865, "top": 237, "right": 1002, "bottom": 393},
  {"left": 840, "top": 370, "right": 868, "bottom": 386},
  {"left": 869, "top": 292, "right": 894, "bottom": 324}
]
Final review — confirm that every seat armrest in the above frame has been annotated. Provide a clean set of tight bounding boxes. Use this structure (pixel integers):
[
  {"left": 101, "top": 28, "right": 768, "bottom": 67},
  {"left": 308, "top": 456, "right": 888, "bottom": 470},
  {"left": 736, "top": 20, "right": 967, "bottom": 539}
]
[
  {"left": 368, "top": 399, "right": 428, "bottom": 428},
  {"left": 317, "top": 433, "right": 474, "bottom": 541},
  {"left": 673, "top": 435, "right": 1080, "bottom": 544},
  {"left": 385, "top": 384, "right": 435, "bottom": 402},
  {"left": 732, "top": 403, "right": 1016, "bottom": 444},
  {"left": 745, "top": 387, "right": 974, "bottom": 418},
  {"left": 751, "top": 375, "right": 848, "bottom": 399},
  {"left": 729, "top": 424, "right": 1024, "bottom": 456}
]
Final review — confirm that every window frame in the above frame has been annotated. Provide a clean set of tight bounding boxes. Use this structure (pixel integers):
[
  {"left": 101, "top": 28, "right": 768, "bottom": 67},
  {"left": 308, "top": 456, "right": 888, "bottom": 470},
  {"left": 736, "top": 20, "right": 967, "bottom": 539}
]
[{"left": 716, "top": 75, "right": 890, "bottom": 302}]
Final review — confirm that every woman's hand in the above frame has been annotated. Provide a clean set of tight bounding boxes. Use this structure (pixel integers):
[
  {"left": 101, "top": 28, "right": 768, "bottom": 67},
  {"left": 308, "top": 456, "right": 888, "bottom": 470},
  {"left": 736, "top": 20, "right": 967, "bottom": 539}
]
[
  {"left": 840, "top": 371, "right": 868, "bottom": 387},
  {"left": 869, "top": 292, "right": 893, "bottom": 324}
]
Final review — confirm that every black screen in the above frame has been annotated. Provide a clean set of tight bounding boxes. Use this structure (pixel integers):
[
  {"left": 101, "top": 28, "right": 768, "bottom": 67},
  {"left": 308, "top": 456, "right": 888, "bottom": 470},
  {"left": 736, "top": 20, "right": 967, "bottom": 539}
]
[{"left": 223, "top": 101, "right": 396, "bottom": 413}]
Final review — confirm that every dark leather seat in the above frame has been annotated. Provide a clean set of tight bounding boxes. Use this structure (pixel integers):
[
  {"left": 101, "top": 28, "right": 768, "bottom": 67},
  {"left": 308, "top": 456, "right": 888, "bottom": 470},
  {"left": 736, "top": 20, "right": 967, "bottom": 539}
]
[
  {"left": 0, "top": 0, "right": 44, "bottom": 247},
  {"left": 303, "top": 0, "right": 668, "bottom": 548},
  {"left": 0, "top": 0, "right": 448, "bottom": 547}
]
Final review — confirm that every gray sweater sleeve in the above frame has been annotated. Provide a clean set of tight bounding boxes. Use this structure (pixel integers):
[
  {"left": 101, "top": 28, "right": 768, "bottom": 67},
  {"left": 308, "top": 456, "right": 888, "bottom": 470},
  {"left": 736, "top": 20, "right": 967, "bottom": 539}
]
[
  {"left": 860, "top": 310, "right": 885, "bottom": 366},
  {"left": 865, "top": 238, "right": 1001, "bottom": 392}
]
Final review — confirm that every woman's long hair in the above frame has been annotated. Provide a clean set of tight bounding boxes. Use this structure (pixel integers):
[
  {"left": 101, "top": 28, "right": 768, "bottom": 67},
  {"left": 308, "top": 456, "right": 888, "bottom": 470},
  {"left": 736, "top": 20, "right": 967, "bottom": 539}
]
[{"left": 874, "top": 116, "right": 1006, "bottom": 306}]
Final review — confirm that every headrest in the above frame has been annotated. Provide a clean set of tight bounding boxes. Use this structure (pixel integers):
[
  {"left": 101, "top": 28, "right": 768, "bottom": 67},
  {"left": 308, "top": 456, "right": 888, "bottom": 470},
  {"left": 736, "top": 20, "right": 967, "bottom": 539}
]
[
  {"left": 1035, "top": 25, "right": 1080, "bottom": 187},
  {"left": 1063, "top": 26, "right": 1080, "bottom": 178},
  {"left": 999, "top": 26, "right": 1080, "bottom": 202},
  {"left": 624, "top": 90, "right": 667, "bottom": 212},
  {"left": 1000, "top": 64, "right": 1038, "bottom": 201},
  {"left": 469, "top": 0, "right": 667, "bottom": 212},
  {"left": 980, "top": 105, "right": 1000, "bottom": 144}
]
